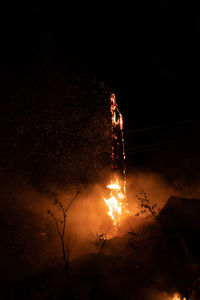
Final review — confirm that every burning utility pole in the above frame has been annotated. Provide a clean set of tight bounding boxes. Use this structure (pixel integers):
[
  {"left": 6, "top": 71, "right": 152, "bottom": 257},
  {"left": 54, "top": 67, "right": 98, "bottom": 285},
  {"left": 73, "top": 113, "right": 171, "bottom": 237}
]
[
  {"left": 110, "top": 93, "right": 126, "bottom": 194},
  {"left": 104, "top": 93, "right": 128, "bottom": 232}
]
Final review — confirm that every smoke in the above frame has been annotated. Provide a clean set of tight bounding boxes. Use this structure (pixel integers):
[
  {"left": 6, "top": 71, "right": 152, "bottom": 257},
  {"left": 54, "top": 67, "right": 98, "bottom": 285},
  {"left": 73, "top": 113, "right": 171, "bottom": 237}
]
[
  {"left": 127, "top": 172, "right": 174, "bottom": 208},
  {"left": 1, "top": 73, "right": 199, "bottom": 298},
  {"left": 115, "top": 171, "right": 174, "bottom": 232},
  {"left": 1, "top": 167, "right": 197, "bottom": 299},
  {"left": 0, "top": 170, "right": 115, "bottom": 282},
  {"left": 0, "top": 168, "right": 193, "bottom": 281},
  {"left": 148, "top": 290, "right": 181, "bottom": 300}
]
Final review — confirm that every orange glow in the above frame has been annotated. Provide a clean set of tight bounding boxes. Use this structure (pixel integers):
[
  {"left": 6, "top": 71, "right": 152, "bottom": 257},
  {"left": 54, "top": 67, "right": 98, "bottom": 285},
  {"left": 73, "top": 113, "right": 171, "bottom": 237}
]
[
  {"left": 171, "top": 294, "right": 182, "bottom": 300},
  {"left": 105, "top": 93, "right": 128, "bottom": 233},
  {"left": 107, "top": 183, "right": 121, "bottom": 190},
  {"left": 104, "top": 178, "right": 123, "bottom": 227},
  {"left": 119, "top": 113, "right": 123, "bottom": 130},
  {"left": 104, "top": 177, "right": 128, "bottom": 230},
  {"left": 110, "top": 93, "right": 121, "bottom": 129}
]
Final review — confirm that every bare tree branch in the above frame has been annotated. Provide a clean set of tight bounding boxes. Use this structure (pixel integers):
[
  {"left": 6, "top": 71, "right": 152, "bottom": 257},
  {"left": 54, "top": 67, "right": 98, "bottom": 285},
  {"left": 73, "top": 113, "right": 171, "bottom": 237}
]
[{"left": 47, "top": 190, "right": 81, "bottom": 276}]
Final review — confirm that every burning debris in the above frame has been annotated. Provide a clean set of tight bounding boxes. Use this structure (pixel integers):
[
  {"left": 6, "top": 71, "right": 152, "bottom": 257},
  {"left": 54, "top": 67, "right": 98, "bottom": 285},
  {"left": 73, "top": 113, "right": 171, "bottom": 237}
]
[{"left": 104, "top": 94, "right": 129, "bottom": 233}]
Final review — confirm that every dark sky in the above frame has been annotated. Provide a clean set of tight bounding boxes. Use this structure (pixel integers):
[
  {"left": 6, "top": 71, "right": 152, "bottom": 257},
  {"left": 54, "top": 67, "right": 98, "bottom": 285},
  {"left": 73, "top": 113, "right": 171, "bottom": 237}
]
[
  {"left": 1, "top": 2, "right": 200, "bottom": 116},
  {"left": 1, "top": 1, "right": 200, "bottom": 177}
]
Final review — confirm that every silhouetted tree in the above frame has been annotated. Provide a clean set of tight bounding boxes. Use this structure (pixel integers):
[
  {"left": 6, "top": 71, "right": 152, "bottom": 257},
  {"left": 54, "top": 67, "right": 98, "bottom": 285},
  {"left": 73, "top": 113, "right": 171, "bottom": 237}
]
[
  {"left": 136, "top": 191, "right": 160, "bottom": 221},
  {"left": 47, "top": 190, "right": 80, "bottom": 275},
  {"left": 128, "top": 192, "right": 161, "bottom": 251}
]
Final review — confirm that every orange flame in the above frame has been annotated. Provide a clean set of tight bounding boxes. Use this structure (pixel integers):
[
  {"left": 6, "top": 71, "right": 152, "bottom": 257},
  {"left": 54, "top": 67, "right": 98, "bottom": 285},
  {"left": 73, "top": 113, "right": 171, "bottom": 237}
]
[
  {"left": 172, "top": 295, "right": 180, "bottom": 300},
  {"left": 171, "top": 294, "right": 186, "bottom": 300},
  {"left": 104, "top": 93, "right": 128, "bottom": 233},
  {"left": 104, "top": 177, "right": 128, "bottom": 230}
]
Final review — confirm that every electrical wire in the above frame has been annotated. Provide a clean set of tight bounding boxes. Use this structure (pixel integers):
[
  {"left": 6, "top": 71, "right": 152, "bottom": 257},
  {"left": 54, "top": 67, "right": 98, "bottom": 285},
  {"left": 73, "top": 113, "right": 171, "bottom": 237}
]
[
  {"left": 126, "top": 136, "right": 198, "bottom": 154},
  {"left": 124, "top": 118, "right": 198, "bottom": 134}
]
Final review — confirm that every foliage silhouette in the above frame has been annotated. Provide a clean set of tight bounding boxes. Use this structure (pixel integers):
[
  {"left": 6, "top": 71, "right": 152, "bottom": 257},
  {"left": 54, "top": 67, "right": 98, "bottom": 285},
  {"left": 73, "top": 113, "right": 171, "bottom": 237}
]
[{"left": 47, "top": 190, "right": 80, "bottom": 275}]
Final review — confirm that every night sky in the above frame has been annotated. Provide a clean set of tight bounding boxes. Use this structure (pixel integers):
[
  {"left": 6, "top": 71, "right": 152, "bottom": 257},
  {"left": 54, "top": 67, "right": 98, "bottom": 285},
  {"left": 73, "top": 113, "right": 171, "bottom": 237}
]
[{"left": 1, "top": 1, "right": 200, "bottom": 179}]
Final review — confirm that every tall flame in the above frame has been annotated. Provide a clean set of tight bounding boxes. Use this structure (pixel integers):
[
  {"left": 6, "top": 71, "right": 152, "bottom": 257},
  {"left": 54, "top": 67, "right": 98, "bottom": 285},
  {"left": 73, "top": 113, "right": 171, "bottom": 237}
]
[{"left": 104, "top": 93, "right": 128, "bottom": 232}]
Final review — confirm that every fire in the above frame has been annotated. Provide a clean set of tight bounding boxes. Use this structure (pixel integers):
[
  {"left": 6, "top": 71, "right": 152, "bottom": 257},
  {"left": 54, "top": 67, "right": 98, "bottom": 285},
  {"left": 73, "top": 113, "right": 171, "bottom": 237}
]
[
  {"left": 104, "top": 177, "right": 129, "bottom": 234},
  {"left": 172, "top": 294, "right": 181, "bottom": 300},
  {"left": 104, "top": 93, "right": 128, "bottom": 232},
  {"left": 171, "top": 294, "right": 186, "bottom": 300},
  {"left": 107, "top": 182, "right": 121, "bottom": 190},
  {"left": 104, "top": 177, "right": 128, "bottom": 230}
]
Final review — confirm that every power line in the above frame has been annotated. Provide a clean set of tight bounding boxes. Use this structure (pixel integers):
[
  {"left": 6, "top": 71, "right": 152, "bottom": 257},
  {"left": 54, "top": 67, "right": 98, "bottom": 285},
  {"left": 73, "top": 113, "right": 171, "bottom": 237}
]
[
  {"left": 126, "top": 136, "right": 197, "bottom": 152},
  {"left": 126, "top": 136, "right": 198, "bottom": 154},
  {"left": 124, "top": 119, "right": 197, "bottom": 134}
]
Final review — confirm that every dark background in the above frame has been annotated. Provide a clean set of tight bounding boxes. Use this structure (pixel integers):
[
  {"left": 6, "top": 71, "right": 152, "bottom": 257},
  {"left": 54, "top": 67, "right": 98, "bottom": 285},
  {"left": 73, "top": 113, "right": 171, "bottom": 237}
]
[
  {"left": 1, "top": 1, "right": 200, "bottom": 179},
  {"left": 1, "top": 3, "right": 200, "bottom": 296}
]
